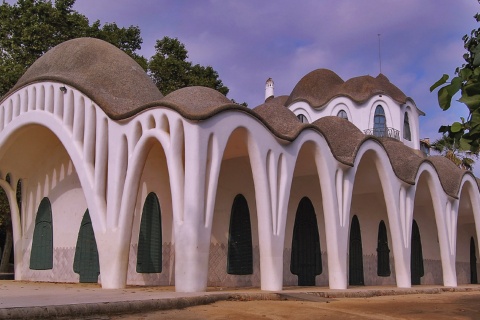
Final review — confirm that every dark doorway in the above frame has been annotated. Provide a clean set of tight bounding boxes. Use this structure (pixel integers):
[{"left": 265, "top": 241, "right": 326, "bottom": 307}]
[
  {"left": 410, "top": 219, "right": 424, "bottom": 285},
  {"left": 290, "top": 197, "right": 321, "bottom": 286},
  {"left": 349, "top": 215, "right": 364, "bottom": 285},
  {"left": 470, "top": 237, "right": 478, "bottom": 284},
  {"left": 137, "top": 192, "right": 162, "bottom": 273},
  {"left": 30, "top": 197, "right": 53, "bottom": 270},
  {"left": 73, "top": 210, "right": 100, "bottom": 283},
  {"left": 377, "top": 220, "right": 391, "bottom": 276},
  {"left": 227, "top": 194, "right": 253, "bottom": 275}
]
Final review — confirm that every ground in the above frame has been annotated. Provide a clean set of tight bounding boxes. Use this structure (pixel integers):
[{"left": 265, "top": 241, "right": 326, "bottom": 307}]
[{"left": 110, "top": 291, "right": 480, "bottom": 320}]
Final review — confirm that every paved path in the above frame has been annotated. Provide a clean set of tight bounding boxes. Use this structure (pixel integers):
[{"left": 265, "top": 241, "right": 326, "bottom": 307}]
[{"left": 1, "top": 280, "right": 479, "bottom": 319}]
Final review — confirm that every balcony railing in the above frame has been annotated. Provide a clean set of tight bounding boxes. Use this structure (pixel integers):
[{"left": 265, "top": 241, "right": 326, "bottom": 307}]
[{"left": 364, "top": 127, "right": 400, "bottom": 141}]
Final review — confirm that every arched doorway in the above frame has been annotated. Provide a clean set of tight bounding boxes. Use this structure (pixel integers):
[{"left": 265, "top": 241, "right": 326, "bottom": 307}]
[
  {"left": 349, "top": 215, "right": 364, "bottom": 285},
  {"left": 377, "top": 220, "right": 391, "bottom": 277},
  {"left": 227, "top": 194, "right": 253, "bottom": 275},
  {"left": 290, "top": 197, "right": 321, "bottom": 286},
  {"left": 73, "top": 210, "right": 100, "bottom": 283}
]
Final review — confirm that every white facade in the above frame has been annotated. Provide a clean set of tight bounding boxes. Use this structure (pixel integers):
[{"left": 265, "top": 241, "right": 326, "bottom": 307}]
[{"left": 0, "top": 39, "right": 479, "bottom": 293}]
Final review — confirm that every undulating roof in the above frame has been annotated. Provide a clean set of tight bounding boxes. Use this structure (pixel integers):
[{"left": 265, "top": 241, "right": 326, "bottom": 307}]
[
  {"left": 284, "top": 68, "right": 408, "bottom": 108},
  {"left": 4, "top": 38, "right": 474, "bottom": 198},
  {"left": 11, "top": 37, "right": 163, "bottom": 119}
]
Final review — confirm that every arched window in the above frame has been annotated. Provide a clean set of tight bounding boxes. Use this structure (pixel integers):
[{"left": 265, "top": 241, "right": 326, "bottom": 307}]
[
  {"left": 377, "top": 220, "right": 391, "bottom": 277},
  {"left": 30, "top": 197, "right": 53, "bottom": 270},
  {"left": 373, "top": 105, "right": 386, "bottom": 137},
  {"left": 137, "top": 192, "right": 162, "bottom": 273},
  {"left": 74, "top": 210, "right": 100, "bottom": 283},
  {"left": 290, "top": 197, "right": 322, "bottom": 286},
  {"left": 227, "top": 194, "right": 253, "bottom": 275},
  {"left": 337, "top": 110, "right": 348, "bottom": 121},
  {"left": 403, "top": 112, "right": 412, "bottom": 141},
  {"left": 297, "top": 114, "right": 308, "bottom": 123}
]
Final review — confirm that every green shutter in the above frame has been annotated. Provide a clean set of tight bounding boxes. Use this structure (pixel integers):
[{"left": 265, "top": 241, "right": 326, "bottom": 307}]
[
  {"left": 410, "top": 219, "right": 424, "bottom": 285},
  {"left": 470, "top": 237, "right": 478, "bottom": 284},
  {"left": 30, "top": 197, "right": 53, "bottom": 270},
  {"left": 377, "top": 220, "right": 391, "bottom": 277},
  {"left": 349, "top": 215, "right": 364, "bottom": 285},
  {"left": 227, "top": 194, "right": 253, "bottom": 275},
  {"left": 290, "top": 197, "right": 322, "bottom": 286},
  {"left": 73, "top": 210, "right": 100, "bottom": 283},
  {"left": 137, "top": 193, "right": 162, "bottom": 273}
]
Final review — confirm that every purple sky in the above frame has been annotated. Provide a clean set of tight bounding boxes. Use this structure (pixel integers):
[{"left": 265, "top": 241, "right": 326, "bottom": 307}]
[{"left": 8, "top": 1, "right": 480, "bottom": 157}]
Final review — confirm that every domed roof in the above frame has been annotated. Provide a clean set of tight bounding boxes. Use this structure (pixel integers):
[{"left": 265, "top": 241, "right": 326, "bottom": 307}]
[
  {"left": 253, "top": 101, "right": 303, "bottom": 139},
  {"left": 12, "top": 37, "right": 163, "bottom": 119},
  {"left": 285, "top": 69, "right": 344, "bottom": 107},
  {"left": 285, "top": 69, "right": 407, "bottom": 108},
  {"left": 159, "top": 86, "right": 239, "bottom": 119}
]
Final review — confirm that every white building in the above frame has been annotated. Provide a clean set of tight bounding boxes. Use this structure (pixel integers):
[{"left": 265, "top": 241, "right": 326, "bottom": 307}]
[{"left": 0, "top": 38, "right": 478, "bottom": 292}]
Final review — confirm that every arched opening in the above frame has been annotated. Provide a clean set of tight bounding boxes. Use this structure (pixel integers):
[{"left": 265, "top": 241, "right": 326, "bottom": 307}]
[
  {"left": 227, "top": 194, "right": 253, "bottom": 275},
  {"left": 137, "top": 192, "right": 162, "bottom": 273},
  {"left": 349, "top": 215, "right": 364, "bottom": 285},
  {"left": 350, "top": 150, "right": 393, "bottom": 285},
  {"left": 377, "top": 220, "right": 391, "bottom": 277},
  {"left": 30, "top": 197, "right": 53, "bottom": 270},
  {"left": 412, "top": 173, "right": 442, "bottom": 284},
  {"left": 211, "top": 127, "right": 258, "bottom": 287},
  {"left": 373, "top": 105, "right": 386, "bottom": 137},
  {"left": 456, "top": 184, "right": 479, "bottom": 284},
  {"left": 410, "top": 219, "right": 424, "bottom": 285},
  {"left": 73, "top": 209, "right": 99, "bottom": 283},
  {"left": 290, "top": 197, "right": 321, "bottom": 286},
  {"left": 128, "top": 140, "right": 173, "bottom": 286}
]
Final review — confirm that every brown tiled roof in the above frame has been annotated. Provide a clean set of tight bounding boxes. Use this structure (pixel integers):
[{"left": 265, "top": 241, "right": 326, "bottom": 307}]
[
  {"left": 9, "top": 37, "right": 163, "bottom": 119},
  {"left": 285, "top": 69, "right": 408, "bottom": 108}
]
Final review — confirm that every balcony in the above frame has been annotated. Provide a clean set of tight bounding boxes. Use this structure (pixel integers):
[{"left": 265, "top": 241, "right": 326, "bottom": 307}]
[{"left": 364, "top": 127, "right": 400, "bottom": 141}]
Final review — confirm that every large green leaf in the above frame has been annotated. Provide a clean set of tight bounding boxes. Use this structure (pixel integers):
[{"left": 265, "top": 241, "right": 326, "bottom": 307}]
[
  {"left": 430, "top": 74, "right": 449, "bottom": 92},
  {"left": 459, "top": 93, "right": 480, "bottom": 111},
  {"left": 438, "top": 86, "right": 452, "bottom": 110}
]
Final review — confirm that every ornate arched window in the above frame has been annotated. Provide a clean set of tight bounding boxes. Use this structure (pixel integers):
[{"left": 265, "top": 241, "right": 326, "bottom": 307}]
[
  {"left": 297, "top": 114, "right": 308, "bottom": 123},
  {"left": 337, "top": 110, "right": 348, "bottom": 121},
  {"left": 373, "top": 105, "right": 386, "bottom": 137},
  {"left": 403, "top": 112, "right": 412, "bottom": 141}
]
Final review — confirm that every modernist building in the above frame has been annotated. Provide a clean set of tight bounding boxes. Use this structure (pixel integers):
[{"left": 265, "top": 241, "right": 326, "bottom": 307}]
[{"left": 0, "top": 37, "right": 479, "bottom": 292}]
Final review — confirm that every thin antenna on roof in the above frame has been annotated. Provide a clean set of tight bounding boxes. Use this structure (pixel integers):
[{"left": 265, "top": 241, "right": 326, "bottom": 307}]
[{"left": 378, "top": 33, "right": 382, "bottom": 74}]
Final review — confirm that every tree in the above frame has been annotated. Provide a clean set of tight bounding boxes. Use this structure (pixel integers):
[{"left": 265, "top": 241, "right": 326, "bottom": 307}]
[
  {"left": 0, "top": 0, "right": 144, "bottom": 97},
  {"left": 430, "top": 2, "right": 480, "bottom": 153},
  {"left": 148, "top": 36, "right": 229, "bottom": 96},
  {"left": 431, "top": 134, "right": 477, "bottom": 171}
]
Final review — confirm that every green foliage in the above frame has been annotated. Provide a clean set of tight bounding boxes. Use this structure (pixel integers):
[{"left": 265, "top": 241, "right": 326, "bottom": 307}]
[
  {"left": 0, "top": 0, "right": 145, "bottom": 97},
  {"left": 431, "top": 134, "right": 478, "bottom": 171},
  {"left": 431, "top": 2, "right": 480, "bottom": 153},
  {"left": 148, "top": 36, "right": 229, "bottom": 96}
]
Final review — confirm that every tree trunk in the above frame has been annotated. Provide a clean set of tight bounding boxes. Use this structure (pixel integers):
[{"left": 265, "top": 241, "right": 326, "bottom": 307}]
[{"left": 0, "top": 227, "right": 12, "bottom": 273}]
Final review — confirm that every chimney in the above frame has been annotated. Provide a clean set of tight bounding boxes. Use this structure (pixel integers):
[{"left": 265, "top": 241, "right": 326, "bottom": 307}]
[{"left": 265, "top": 78, "right": 274, "bottom": 102}]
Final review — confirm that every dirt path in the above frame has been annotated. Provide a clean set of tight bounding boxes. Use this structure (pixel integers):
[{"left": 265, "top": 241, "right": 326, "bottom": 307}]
[{"left": 109, "top": 291, "right": 480, "bottom": 320}]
